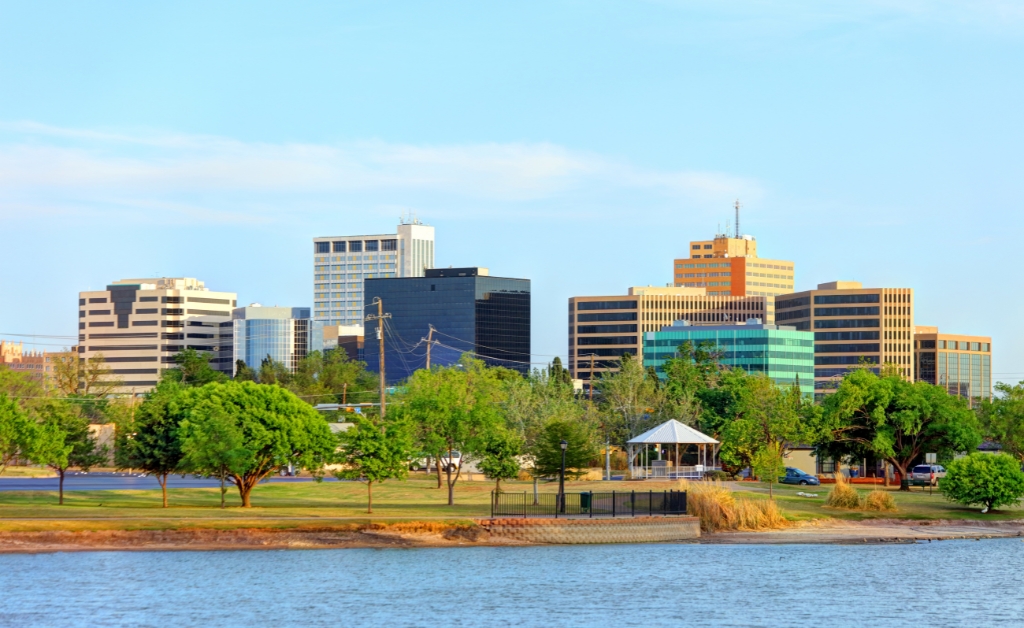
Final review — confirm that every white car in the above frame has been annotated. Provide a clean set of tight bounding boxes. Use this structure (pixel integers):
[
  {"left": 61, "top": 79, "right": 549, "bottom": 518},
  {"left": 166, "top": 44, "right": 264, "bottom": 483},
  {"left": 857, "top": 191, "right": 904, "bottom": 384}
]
[{"left": 440, "top": 451, "right": 462, "bottom": 473}]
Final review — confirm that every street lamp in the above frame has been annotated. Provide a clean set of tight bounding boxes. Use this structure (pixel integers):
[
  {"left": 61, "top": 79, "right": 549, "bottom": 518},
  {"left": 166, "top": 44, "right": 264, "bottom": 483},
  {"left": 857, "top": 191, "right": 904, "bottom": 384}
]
[{"left": 559, "top": 439, "right": 568, "bottom": 514}]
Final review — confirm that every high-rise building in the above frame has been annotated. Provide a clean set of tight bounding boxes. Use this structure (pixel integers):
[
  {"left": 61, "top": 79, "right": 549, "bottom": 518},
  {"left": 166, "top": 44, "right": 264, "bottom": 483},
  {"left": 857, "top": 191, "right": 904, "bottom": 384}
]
[
  {"left": 914, "top": 326, "right": 992, "bottom": 405},
  {"left": 568, "top": 286, "right": 772, "bottom": 384},
  {"left": 673, "top": 230, "right": 795, "bottom": 299},
  {"left": 312, "top": 220, "right": 435, "bottom": 326},
  {"left": 323, "top": 325, "right": 365, "bottom": 363},
  {"left": 642, "top": 321, "right": 815, "bottom": 396},
  {"left": 774, "top": 281, "right": 914, "bottom": 400},
  {"left": 364, "top": 267, "right": 531, "bottom": 383},
  {"left": 232, "top": 305, "right": 324, "bottom": 374},
  {"left": 79, "top": 278, "right": 237, "bottom": 392}
]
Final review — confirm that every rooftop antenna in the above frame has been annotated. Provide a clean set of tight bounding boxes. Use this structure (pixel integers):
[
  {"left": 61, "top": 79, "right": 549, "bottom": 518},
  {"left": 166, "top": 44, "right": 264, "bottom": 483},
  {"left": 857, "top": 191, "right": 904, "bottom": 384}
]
[{"left": 734, "top": 199, "right": 741, "bottom": 238}]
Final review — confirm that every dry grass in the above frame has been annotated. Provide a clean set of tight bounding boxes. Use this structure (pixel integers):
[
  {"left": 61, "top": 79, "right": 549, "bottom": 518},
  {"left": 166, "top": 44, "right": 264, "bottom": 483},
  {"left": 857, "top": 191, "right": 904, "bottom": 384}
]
[
  {"left": 686, "top": 480, "right": 787, "bottom": 532},
  {"left": 824, "top": 474, "right": 898, "bottom": 512},
  {"left": 825, "top": 473, "right": 862, "bottom": 509},
  {"left": 864, "top": 489, "right": 898, "bottom": 512}
]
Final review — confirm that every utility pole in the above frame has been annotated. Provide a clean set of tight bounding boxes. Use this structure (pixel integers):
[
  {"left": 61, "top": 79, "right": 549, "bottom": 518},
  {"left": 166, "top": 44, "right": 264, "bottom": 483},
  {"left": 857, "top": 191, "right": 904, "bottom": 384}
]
[
  {"left": 342, "top": 382, "right": 347, "bottom": 405},
  {"left": 365, "top": 297, "right": 391, "bottom": 419},
  {"left": 425, "top": 325, "right": 435, "bottom": 369}
]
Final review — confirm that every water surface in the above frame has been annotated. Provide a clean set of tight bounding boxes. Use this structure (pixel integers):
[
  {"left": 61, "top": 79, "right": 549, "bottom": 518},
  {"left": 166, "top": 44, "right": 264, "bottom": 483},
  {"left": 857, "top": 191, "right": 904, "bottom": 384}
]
[{"left": 1, "top": 539, "right": 1020, "bottom": 627}]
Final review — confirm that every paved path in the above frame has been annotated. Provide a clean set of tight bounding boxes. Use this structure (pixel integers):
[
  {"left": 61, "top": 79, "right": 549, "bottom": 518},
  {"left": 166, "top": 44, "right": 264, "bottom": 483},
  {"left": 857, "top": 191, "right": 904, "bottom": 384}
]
[{"left": 0, "top": 473, "right": 339, "bottom": 492}]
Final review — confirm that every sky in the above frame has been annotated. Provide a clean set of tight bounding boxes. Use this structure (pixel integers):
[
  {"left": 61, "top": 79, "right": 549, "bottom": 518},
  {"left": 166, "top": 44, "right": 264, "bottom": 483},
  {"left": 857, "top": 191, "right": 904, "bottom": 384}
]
[{"left": 1, "top": 1, "right": 1022, "bottom": 381}]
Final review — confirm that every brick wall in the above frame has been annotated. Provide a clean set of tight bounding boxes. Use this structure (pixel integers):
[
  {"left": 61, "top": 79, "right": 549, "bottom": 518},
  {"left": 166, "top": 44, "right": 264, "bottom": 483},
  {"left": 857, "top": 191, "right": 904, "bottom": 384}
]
[{"left": 477, "top": 516, "right": 700, "bottom": 544}]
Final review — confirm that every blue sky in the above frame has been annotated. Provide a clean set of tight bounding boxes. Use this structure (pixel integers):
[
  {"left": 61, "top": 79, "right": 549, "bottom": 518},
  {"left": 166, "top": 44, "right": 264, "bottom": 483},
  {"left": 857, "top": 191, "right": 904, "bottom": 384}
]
[{"left": 1, "top": 1, "right": 1022, "bottom": 380}]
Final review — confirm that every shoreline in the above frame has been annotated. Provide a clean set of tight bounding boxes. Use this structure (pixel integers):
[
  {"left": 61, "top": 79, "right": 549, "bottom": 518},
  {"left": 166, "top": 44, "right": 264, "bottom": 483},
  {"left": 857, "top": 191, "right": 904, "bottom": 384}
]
[{"left": 2, "top": 518, "right": 1024, "bottom": 553}]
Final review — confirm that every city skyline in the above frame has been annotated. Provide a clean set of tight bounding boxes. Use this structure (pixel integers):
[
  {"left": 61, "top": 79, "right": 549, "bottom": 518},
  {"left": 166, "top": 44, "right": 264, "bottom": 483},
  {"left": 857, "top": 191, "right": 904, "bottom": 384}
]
[{"left": 1, "top": 2, "right": 1021, "bottom": 383}]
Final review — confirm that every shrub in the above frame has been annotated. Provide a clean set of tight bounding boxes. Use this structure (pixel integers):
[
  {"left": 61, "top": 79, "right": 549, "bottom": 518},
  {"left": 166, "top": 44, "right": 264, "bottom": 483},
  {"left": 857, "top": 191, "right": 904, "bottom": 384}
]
[
  {"left": 940, "top": 453, "right": 1024, "bottom": 512},
  {"left": 733, "top": 498, "right": 786, "bottom": 530},
  {"left": 863, "top": 489, "right": 897, "bottom": 512},
  {"left": 825, "top": 473, "right": 861, "bottom": 509},
  {"left": 705, "top": 470, "right": 733, "bottom": 481}
]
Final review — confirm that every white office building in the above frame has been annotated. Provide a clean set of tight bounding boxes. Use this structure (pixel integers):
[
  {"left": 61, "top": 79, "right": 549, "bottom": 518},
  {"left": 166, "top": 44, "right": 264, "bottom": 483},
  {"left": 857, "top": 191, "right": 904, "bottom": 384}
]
[
  {"left": 78, "top": 277, "right": 237, "bottom": 393},
  {"left": 312, "top": 220, "right": 435, "bottom": 326}
]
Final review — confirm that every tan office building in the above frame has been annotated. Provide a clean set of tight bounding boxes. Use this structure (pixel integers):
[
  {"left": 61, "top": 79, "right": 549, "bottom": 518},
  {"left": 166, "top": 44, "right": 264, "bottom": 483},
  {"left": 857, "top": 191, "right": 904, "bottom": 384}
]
[
  {"left": 568, "top": 286, "right": 772, "bottom": 383},
  {"left": 914, "top": 326, "right": 992, "bottom": 405},
  {"left": 673, "top": 232, "right": 795, "bottom": 300},
  {"left": 79, "top": 278, "right": 237, "bottom": 393},
  {"left": 774, "top": 281, "right": 913, "bottom": 400}
]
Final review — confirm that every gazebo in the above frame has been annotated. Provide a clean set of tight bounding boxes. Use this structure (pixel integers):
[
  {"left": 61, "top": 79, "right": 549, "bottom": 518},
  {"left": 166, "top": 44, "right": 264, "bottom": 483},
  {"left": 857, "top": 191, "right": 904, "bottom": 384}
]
[{"left": 626, "top": 419, "right": 720, "bottom": 480}]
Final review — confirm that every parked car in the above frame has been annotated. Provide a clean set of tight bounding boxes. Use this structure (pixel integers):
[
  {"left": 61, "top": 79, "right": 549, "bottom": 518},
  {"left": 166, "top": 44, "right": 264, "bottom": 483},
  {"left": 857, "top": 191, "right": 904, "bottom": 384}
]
[
  {"left": 440, "top": 451, "right": 462, "bottom": 473},
  {"left": 779, "top": 467, "right": 820, "bottom": 486},
  {"left": 909, "top": 464, "right": 946, "bottom": 487}
]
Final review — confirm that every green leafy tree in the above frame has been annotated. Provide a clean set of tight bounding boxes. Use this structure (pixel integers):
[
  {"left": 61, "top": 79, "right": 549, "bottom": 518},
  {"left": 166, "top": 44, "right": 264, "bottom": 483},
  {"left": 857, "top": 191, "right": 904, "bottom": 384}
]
[
  {"left": 978, "top": 381, "right": 1024, "bottom": 463},
  {"left": 530, "top": 418, "right": 599, "bottom": 480},
  {"left": 179, "top": 407, "right": 249, "bottom": 508},
  {"left": 162, "top": 348, "right": 227, "bottom": 387},
  {"left": 548, "top": 357, "right": 573, "bottom": 388},
  {"left": 595, "top": 354, "right": 661, "bottom": 444},
  {"left": 403, "top": 355, "right": 507, "bottom": 505},
  {"left": 0, "top": 393, "right": 37, "bottom": 476},
  {"left": 178, "top": 381, "right": 336, "bottom": 507},
  {"left": 234, "top": 360, "right": 257, "bottom": 382},
  {"left": 816, "top": 369, "right": 982, "bottom": 490},
  {"left": 117, "top": 381, "right": 187, "bottom": 507},
  {"left": 478, "top": 428, "right": 523, "bottom": 493},
  {"left": 335, "top": 414, "right": 413, "bottom": 513},
  {"left": 32, "top": 401, "right": 106, "bottom": 504},
  {"left": 258, "top": 355, "right": 292, "bottom": 386},
  {"left": 940, "top": 453, "right": 1024, "bottom": 512},
  {"left": 721, "top": 376, "right": 810, "bottom": 498},
  {"left": 287, "top": 349, "right": 378, "bottom": 405}
]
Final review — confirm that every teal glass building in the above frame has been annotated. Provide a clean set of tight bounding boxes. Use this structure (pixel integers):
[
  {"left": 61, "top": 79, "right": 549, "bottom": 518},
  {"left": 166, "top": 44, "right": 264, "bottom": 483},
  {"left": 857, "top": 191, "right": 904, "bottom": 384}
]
[{"left": 643, "top": 322, "right": 814, "bottom": 396}]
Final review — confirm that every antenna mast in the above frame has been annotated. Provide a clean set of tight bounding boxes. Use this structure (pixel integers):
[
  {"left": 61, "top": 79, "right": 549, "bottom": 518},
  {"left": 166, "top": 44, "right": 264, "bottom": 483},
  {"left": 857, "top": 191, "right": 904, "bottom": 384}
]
[{"left": 734, "top": 199, "right": 741, "bottom": 238}]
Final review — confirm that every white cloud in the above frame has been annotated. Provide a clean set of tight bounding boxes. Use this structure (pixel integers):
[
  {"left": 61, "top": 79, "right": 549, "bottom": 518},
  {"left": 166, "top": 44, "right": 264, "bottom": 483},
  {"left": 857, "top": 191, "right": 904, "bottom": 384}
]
[{"left": 0, "top": 122, "right": 762, "bottom": 224}]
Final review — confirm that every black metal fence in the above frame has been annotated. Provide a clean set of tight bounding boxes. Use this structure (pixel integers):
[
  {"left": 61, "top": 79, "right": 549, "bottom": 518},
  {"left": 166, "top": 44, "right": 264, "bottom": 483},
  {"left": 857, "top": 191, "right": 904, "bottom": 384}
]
[{"left": 491, "top": 490, "right": 687, "bottom": 518}]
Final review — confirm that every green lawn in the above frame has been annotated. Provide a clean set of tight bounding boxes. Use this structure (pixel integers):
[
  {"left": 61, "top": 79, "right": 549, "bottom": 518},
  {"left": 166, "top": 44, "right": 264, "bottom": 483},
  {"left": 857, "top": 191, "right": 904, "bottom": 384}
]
[
  {"left": 1, "top": 475, "right": 1018, "bottom": 533},
  {"left": 734, "top": 480, "right": 1024, "bottom": 522}
]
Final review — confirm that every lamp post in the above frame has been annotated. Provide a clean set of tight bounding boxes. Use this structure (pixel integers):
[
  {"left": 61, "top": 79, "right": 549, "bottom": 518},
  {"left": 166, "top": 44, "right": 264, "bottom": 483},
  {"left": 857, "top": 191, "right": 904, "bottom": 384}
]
[{"left": 559, "top": 439, "right": 568, "bottom": 514}]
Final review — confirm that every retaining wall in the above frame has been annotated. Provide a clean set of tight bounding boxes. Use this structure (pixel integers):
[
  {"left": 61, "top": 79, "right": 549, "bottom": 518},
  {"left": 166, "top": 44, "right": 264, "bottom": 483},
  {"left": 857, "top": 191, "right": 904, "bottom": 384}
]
[{"left": 476, "top": 516, "right": 700, "bottom": 545}]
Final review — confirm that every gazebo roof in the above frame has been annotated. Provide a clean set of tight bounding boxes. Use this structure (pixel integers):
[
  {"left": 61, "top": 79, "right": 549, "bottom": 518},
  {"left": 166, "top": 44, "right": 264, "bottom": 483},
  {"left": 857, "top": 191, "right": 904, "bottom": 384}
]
[{"left": 627, "top": 419, "right": 719, "bottom": 445}]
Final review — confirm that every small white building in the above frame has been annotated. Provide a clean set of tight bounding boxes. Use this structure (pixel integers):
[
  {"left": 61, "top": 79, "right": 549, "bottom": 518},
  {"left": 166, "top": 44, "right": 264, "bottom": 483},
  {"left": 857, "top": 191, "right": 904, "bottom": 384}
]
[{"left": 627, "top": 420, "right": 720, "bottom": 480}]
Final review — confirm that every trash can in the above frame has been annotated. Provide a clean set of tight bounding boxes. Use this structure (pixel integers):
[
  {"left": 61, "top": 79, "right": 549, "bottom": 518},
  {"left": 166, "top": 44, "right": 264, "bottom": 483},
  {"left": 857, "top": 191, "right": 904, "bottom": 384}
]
[{"left": 580, "top": 491, "right": 591, "bottom": 512}]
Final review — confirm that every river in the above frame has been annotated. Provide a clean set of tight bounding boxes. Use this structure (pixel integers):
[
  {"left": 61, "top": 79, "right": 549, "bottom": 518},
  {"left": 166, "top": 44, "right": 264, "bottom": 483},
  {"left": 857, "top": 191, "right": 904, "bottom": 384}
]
[{"left": 1, "top": 539, "right": 1021, "bottom": 627}]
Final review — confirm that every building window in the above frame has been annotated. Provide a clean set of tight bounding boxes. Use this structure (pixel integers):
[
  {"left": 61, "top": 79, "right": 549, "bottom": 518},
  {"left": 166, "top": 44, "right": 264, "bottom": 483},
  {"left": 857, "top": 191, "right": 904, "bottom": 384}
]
[
  {"left": 692, "top": 244, "right": 700, "bottom": 250},
  {"left": 365, "top": 240, "right": 379, "bottom": 252},
  {"left": 315, "top": 241, "right": 330, "bottom": 253},
  {"left": 381, "top": 239, "right": 397, "bottom": 251},
  {"left": 703, "top": 244, "right": 712, "bottom": 249},
  {"left": 349, "top": 241, "right": 363, "bottom": 252},
  {"left": 333, "top": 241, "right": 346, "bottom": 253}
]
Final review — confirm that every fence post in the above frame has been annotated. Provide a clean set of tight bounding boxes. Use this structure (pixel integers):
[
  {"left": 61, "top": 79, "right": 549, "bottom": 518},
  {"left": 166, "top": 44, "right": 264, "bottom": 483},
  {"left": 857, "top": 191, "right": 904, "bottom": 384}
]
[
  {"left": 649, "top": 490, "right": 653, "bottom": 517},
  {"left": 631, "top": 490, "right": 635, "bottom": 517},
  {"left": 612, "top": 491, "right": 616, "bottom": 518}
]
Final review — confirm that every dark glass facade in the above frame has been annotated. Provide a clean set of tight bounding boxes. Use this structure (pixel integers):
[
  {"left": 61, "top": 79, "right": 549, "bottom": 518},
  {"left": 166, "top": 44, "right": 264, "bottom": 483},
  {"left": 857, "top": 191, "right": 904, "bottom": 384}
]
[{"left": 364, "top": 271, "right": 530, "bottom": 383}]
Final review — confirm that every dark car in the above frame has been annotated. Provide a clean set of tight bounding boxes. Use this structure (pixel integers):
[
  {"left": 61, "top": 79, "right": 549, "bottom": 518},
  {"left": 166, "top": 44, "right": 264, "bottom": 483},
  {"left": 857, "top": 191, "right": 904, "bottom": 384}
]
[{"left": 779, "top": 467, "right": 820, "bottom": 486}]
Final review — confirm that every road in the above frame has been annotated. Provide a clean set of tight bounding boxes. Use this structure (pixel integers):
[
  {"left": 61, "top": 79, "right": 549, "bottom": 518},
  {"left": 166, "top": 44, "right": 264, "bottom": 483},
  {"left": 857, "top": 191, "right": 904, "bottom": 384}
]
[{"left": 0, "top": 473, "right": 337, "bottom": 492}]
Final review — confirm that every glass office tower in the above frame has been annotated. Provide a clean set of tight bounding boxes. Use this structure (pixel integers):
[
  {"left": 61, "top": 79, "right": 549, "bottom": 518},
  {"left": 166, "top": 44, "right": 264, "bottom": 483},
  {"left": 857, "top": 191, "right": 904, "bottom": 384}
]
[
  {"left": 642, "top": 321, "right": 814, "bottom": 397},
  {"left": 364, "top": 268, "right": 530, "bottom": 383},
  {"left": 232, "top": 305, "right": 324, "bottom": 374}
]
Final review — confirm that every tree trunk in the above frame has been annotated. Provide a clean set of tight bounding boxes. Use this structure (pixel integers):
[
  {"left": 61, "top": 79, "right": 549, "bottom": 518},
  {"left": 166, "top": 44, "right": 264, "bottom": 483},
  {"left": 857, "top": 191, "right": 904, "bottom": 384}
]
[
  {"left": 435, "top": 454, "right": 443, "bottom": 489},
  {"left": 240, "top": 484, "right": 252, "bottom": 508},
  {"left": 367, "top": 480, "right": 373, "bottom": 514},
  {"left": 495, "top": 478, "right": 501, "bottom": 494},
  {"left": 160, "top": 472, "right": 168, "bottom": 508},
  {"left": 447, "top": 468, "right": 454, "bottom": 506},
  {"left": 533, "top": 475, "right": 539, "bottom": 505},
  {"left": 58, "top": 469, "right": 65, "bottom": 505},
  {"left": 219, "top": 467, "right": 226, "bottom": 509},
  {"left": 894, "top": 461, "right": 910, "bottom": 491},
  {"left": 768, "top": 480, "right": 773, "bottom": 500}
]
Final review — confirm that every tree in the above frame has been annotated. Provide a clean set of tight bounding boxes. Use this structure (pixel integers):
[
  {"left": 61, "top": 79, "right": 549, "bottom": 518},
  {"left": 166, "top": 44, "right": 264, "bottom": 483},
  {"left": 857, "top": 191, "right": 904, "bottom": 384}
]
[
  {"left": 0, "top": 393, "right": 36, "bottom": 476},
  {"left": 32, "top": 401, "right": 106, "bottom": 504},
  {"left": 940, "top": 453, "right": 1024, "bottom": 512},
  {"left": 162, "top": 348, "right": 226, "bottom": 387},
  {"left": 978, "top": 382, "right": 1024, "bottom": 462},
  {"left": 257, "top": 355, "right": 292, "bottom": 386},
  {"left": 816, "top": 369, "right": 982, "bottom": 490},
  {"left": 478, "top": 428, "right": 523, "bottom": 493},
  {"left": 530, "top": 418, "right": 599, "bottom": 480},
  {"left": 287, "top": 349, "right": 378, "bottom": 405},
  {"left": 721, "top": 376, "right": 810, "bottom": 498},
  {"left": 403, "top": 356, "right": 507, "bottom": 505},
  {"left": 334, "top": 414, "right": 413, "bottom": 513},
  {"left": 548, "top": 357, "right": 573, "bottom": 388},
  {"left": 177, "top": 381, "right": 336, "bottom": 507},
  {"left": 179, "top": 406, "right": 249, "bottom": 508},
  {"left": 233, "top": 360, "right": 257, "bottom": 382},
  {"left": 595, "top": 354, "right": 660, "bottom": 444},
  {"left": 48, "top": 351, "right": 122, "bottom": 397},
  {"left": 117, "top": 381, "right": 187, "bottom": 507}
]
